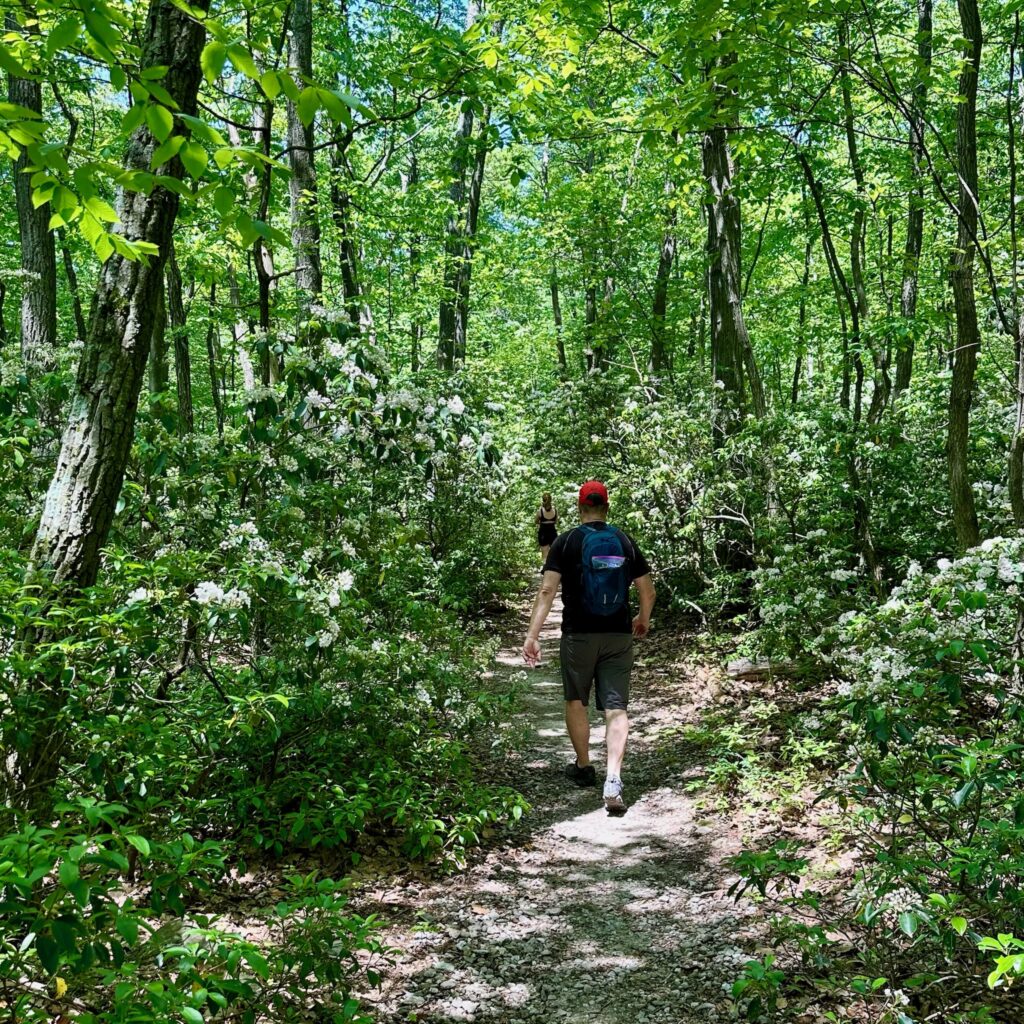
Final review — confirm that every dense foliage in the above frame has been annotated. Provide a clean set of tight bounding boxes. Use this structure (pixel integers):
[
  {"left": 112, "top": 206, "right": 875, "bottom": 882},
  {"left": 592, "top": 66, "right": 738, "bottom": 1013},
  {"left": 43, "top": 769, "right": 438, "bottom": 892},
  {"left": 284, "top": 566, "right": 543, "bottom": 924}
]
[{"left": 1, "top": 0, "right": 1024, "bottom": 1019}]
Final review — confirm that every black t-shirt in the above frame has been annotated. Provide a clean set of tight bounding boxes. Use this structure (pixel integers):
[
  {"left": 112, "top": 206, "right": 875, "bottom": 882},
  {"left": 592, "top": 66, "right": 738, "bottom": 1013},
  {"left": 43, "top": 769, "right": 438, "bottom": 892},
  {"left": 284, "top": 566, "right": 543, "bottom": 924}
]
[{"left": 543, "top": 523, "right": 652, "bottom": 635}]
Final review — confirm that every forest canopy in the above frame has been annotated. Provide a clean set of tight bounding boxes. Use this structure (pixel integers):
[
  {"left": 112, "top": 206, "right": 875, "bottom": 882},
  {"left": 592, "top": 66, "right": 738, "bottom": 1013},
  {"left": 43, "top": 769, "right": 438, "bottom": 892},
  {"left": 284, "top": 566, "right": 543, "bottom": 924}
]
[{"left": 1, "top": 0, "right": 1024, "bottom": 1020}]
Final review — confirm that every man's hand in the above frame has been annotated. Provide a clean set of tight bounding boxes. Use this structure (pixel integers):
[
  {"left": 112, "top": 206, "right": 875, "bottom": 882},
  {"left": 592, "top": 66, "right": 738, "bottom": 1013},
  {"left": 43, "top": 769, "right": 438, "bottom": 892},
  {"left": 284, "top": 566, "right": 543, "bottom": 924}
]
[
  {"left": 523, "top": 635, "right": 541, "bottom": 666},
  {"left": 632, "top": 616, "right": 650, "bottom": 639}
]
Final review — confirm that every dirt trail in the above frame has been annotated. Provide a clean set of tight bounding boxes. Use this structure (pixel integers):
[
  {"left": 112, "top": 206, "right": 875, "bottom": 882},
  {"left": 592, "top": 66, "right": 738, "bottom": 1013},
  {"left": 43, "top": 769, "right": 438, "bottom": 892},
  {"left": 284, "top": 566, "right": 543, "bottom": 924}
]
[{"left": 355, "top": 595, "right": 762, "bottom": 1023}]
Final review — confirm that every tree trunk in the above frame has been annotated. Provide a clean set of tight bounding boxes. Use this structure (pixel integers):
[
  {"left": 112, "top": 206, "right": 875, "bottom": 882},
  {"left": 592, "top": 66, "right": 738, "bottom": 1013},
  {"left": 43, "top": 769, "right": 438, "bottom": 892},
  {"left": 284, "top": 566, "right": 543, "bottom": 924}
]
[
  {"left": 7, "top": 16, "right": 57, "bottom": 373},
  {"left": 798, "top": 151, "right": 862, "bottom": 420},
  {"left": 453, "top": 112, "right": 491, "bottom": 364},
  {"left": 332, "top": 132, "right": 376, "bottom": 340},
  {"left": 438, "top": 0, "right": 480, "bottom": 371},
  {"left": 793, "top": 233, "right": 812, "bottom": 406},
  {"left": 286, "top": 0, "right": 323, "bottom": 324},
  {"left": 1008, "top": 16, "right": 1024, "bottom": 527},
  {"left": 799, "top": 150, "right": 881, "bottom": 583},
  {"left": 840, "top": 20, "right": 890, "bottom": 427},
  {"left": 947, "top": 0, "right": 983, "bottom": 551},
  {"left": 540, "top": 147, "right": 566, "bottom": 371},
  {"left": 895, "top": 0, "right": 934, "bottom": 396},
  {"left": 584, "top": 281, "right": 597, "bottom": 371},
  {"left": 30, "top": 0, "right": 208, "bottom": 587},
  {"left": 205, "top": 282, "right": 225, "bottom": 437},
  {"left": 57, "top": 229, "right": 88, "bottom": 343},
  {"left": 148, "top": 280, "right": 168, "bottom": 394},
  {"left": 401, "top": 149, "right": 422, "bottom": 371},
  {"left": 702, "top": 119, "right": 765, "bottom": 438},
  {"left": 550, "top": 262, "right": 566, "bottom": 370},
  {"left": 650, "top": 179, "right": 677, "bottom": 375},
  {"left": 167, "top": 244, "right": 193, "bottom": 434},
  {"left": 17, "top": 0, "right": 207, "bottom": 810}
]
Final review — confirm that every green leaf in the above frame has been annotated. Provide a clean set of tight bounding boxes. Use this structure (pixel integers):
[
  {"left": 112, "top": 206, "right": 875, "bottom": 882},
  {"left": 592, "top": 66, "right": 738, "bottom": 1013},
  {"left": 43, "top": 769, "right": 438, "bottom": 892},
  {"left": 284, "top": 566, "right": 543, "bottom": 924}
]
[
  {"left": 898, "top": 911, "right": 919, "bottom": 937},
  {"left": 180, "top": 142, "right": 208, "bottom": 179},
  {"left": 116, "top": 915, "right": 139, "bottom": 946},
  {"left": 84, "top": 196, "right": 119, "bottom": 223},
  {"left": 260, "top": 70, "right": 281, "bottom": 99},
  {"left": 58, "top": 859, "right": 79, "bottom": 886},
  {"left": 951, "top": 916, "right": 968, "bottom": 936},
  {"left": 146, "top": 104, "right": 174, "bottom": 143},
  {"left": 296, "top": 87, "right": 319, "bottom": 126},
  {"left": 182, "top": 1009, "right": 204, "bottom": 1024},
  {"left": 227, "top": 44, "right": 259, "bottom": 79},
  {"left": 150, "top": 134, "right": 185, "bottom": 170},
  {"left": 36, "top": 934, "right": 59, "bottom": 973},
  {"left": 201, "top": 41, "right": 227, "bottom": 84},
  {"left": 213, "top": 185, "right": 235, "bottom": 215},
  {"left": 125, "top": 835, "right": 150, "bottom": 857},
  {"left": 0, "top": 43, "right": 30, "bottom": 78},
  {"left": 47, "top": 17, "right": 82, "bottom": 55},
  {"left": 952, "top": 780, "right": 976, "bottom": 808}
]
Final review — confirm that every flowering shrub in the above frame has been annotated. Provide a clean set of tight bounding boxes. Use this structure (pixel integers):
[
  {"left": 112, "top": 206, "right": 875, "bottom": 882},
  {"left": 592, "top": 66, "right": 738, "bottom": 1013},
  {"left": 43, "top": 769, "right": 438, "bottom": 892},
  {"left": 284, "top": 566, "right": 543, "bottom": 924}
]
[
  {"left": 0, "top": 322, "right": 529, "bottom": 1021},
  {"left": 731, "top": 539, "right": 1024, "bottom": 1019}
]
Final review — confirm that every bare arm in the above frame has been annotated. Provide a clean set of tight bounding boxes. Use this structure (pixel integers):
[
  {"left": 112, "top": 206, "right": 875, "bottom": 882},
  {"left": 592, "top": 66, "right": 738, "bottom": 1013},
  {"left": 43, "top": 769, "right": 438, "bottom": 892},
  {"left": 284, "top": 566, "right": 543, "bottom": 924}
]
[
  {"left": 523, "top": 570, "right": 561, "bottom": 665},
  {"left": 633, "top": 573, "right": 656, "bottom": 637}
]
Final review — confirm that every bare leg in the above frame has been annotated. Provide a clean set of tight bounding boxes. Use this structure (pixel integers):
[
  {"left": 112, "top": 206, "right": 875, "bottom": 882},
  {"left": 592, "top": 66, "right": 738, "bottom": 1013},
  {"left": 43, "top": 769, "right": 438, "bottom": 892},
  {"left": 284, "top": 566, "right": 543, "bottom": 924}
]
[
  {"left": 540, "top": 544, "right": 551, "bottom": 564},
  {"left": 605, "top": 709, "right": 629, "bottom": 778},
  {"left": 564, "top": 700, "right": 591, "bottom": 767}
]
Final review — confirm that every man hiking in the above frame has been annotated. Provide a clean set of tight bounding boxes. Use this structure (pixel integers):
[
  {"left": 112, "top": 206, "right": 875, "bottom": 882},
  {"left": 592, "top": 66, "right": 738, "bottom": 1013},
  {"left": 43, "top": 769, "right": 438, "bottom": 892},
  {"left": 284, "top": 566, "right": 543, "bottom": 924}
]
[{"left": 522, "top": 480, "right": 655, "bottom": 814}]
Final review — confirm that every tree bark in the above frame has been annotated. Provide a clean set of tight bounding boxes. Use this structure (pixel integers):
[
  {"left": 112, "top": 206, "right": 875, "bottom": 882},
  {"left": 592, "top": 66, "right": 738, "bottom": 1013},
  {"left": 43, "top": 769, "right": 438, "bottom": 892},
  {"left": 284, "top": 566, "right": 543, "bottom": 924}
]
[
  {"left": 331, "top": 132, "right": 376, "bottom": 340},
  {"left": 453, "top": 112, "right": 491, "bottom": 364},
  {"left": 793, "top": 232, "right": 813, "bottom": 406},
  {"left": 798, "top": 150, "right": 881, "bottom": 583},
  {"left": 584, "top": 281, "right": 597, "bottom": 371},
  {"left": 650, "top": 179, "right": 677, "bottom": 375},
  {"left": 57, "top": 229, "right": 87, "bottom": 343},
  {"left": 550, "top": 263, "right": 566, "bottom": 370},
  {"left": 438, "top": 0, "right": 480, "bottom": 371},
  {"left": 540, "top": 147, "right": 566, "bottom": 371},
  {"left": 205, "top": 282, "right": 225, "bottom": 437},
  {"left": 166, "top": 244, "right": 193, "bottom": 434},
  {"left": 30, "top": 0, "right": 208, "bottom": 587},
  {"left": 7, "top": 15, "right": 57, "bottom": 373},
  {"left": 1007, "top": 16, "right": 1024, "bottom": 527},
  {"left": 798, "top": 151, "right": 863, "bottom": 421},
  {"left": 947, "top": 0, "right": 983, "bottom": 551},
  {"left": 895, "top": 0, "right": 933, "bottom": 396},
  {"left": 148, "top": 280, "right": 168, "bottom": 394},
  {"left": 286, "top": 0, "right": 323, "bottom": 323},
  {"left": 702, "top": 118, "right": 765, "bottom": 438},
  {"left": 401, "top": 148, "right": 422, "bottom": 371}
]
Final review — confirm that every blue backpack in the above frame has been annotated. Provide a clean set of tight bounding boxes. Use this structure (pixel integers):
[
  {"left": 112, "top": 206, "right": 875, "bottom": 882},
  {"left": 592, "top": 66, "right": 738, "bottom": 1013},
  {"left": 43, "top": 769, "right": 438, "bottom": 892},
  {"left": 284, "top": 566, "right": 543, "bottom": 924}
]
[{"left": 579, "top": 524, "right": 629, "bottom": 616}]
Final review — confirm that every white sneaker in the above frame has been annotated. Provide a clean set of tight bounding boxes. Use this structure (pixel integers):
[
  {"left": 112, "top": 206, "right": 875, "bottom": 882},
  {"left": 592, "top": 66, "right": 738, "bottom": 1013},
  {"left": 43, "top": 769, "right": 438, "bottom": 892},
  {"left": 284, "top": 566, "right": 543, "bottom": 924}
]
[{"left": 603, "top": 776, "right": 626, "bottom": 813}]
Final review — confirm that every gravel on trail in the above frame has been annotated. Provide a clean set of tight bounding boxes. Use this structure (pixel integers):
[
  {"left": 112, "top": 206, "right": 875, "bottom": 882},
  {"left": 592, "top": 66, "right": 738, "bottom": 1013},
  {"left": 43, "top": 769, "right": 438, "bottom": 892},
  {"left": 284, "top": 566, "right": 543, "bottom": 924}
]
[{"left": 353, "top": 595, "right": 763, "bottom": 1023}]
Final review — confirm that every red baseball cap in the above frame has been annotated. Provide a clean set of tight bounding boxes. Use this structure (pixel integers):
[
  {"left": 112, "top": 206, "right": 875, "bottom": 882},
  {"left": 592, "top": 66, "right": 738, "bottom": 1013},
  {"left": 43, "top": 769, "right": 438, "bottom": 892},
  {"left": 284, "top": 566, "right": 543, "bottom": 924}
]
[{"left": 579, "top": 480, "right": 609, "bottom": 506}]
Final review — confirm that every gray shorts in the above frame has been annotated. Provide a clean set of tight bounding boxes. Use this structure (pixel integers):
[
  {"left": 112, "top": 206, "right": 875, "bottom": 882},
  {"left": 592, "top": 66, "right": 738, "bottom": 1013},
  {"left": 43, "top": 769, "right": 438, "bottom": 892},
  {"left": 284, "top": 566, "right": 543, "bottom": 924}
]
[{"left": 560, "top": 633, "right": 634, "bottom": 712}]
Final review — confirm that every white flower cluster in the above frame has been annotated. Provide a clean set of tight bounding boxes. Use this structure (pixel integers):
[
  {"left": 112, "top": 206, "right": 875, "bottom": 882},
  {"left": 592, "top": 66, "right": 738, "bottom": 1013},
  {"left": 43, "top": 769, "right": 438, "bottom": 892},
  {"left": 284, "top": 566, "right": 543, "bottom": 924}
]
[
  {"left": 318, "top": 618, "right": 340, "bottom": 648},
  {"left": 884, "top": 988, "right": 910, "bottom": 1007},
  {"left": 220, "top": 521, "right": 269, "bottom": 556},
  {"left": 442, "top": 395, "right": 465, "bottom": 416},
  {"left": 193, "top": 581, "right": 251, "bottom": 609},
  {"left": 241, "top": 385, "right": 283, "bottom": 406},
  {"left": 126, "top": 587, "right": 151, "bottom": 605}
]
